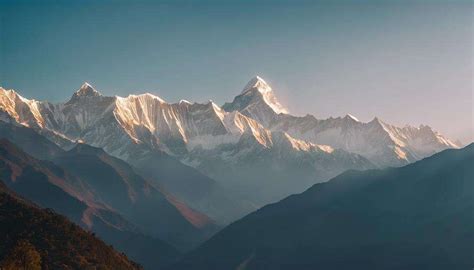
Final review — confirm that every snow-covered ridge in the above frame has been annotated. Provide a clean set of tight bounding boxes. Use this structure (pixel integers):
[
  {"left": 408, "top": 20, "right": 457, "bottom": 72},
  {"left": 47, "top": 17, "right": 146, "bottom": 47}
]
[
  {"left": 0, "top": 87, "right": 46, "bottom": 128},
  {"left": 345, "top": 114, "right": 359, "bottom": 122},
  {"left": 222, "top": 78, "right": 459, "bottom": 166},
  {"left": 242, "top": 76, "right": 272, "bottom": 94},
  {"left": 232, "top": 76, "right": 288, "bottom": 115},
  {"left": 0, "top": 82, "right": 326, "bottom": 160},
  {"left": 0, "top": 76, "right": 459, "bottom": 168}
]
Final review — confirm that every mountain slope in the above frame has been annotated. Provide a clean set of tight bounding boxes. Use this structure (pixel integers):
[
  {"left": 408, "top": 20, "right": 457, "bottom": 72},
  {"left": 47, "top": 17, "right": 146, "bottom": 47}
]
[
  {"left": 0, "top": 138, "right": 181, "bottom": 269},
  {"left": 54, "top": 143, "right": 218, "bottom": 249},
  {"left": 172, "top": 144, "right": 474, "bottom": 270},
  {"left": 128, "top": 146, "right": 252, "bottom": 224},
  {"left": 0, "top": 181, "right": 142, "bottom": 270},
  {"left": 183, "top": 131, "right": 373, "bottom": 206},
  {"left": 0, "top": 121, "right": 64, "bottom": 160}
]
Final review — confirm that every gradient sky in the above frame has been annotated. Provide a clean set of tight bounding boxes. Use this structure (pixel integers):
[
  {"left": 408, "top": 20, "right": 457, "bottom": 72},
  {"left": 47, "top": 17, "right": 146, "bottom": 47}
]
[{"left": 0, "top": 0, "right": 472, "bottom": 143}]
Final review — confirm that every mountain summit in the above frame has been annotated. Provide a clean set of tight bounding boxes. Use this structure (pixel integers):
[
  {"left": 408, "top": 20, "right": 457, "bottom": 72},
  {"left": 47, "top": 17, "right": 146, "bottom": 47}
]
[
  {"left": 241, "top": 76, "right": 273, "bottom": 94},
  {"left": 223, "top": 76, "right": 288, "bottom": 126},
  {"left": 240, "top": 76, "right": 288, "bottom": 114},
  {"left": 71, "top": 82, "right": 102, "bottom": 99}
]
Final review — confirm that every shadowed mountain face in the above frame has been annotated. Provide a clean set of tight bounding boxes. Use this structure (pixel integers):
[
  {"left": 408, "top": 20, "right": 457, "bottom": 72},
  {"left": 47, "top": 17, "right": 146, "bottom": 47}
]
[
  {"left": 0, "top": 122, "right": 218, "bottom": 236},
  {"left": 129, "top": 147, "right": 254, "bottom": 224},
  {"left": 0, "top": 139, "right": 184, "bottom": 269},
  {"left": 172, "top": 144, "right": 474, "bottom": 270},
  {"left": 53, "top": 143, "right": 218, "bottom": 249},
  {"left": 0, "top": 181, "right": 142, "bottom": 270},
  {"left": 0, "top": 121, "right": 64, "bottom": 160}
]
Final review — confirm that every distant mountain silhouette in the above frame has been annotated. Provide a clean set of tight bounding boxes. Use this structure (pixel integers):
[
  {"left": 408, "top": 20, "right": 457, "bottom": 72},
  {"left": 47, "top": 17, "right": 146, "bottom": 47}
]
[
  {"left": 129, "top": 147, "right": 253, "bottom": 224},
  {"left": 172, "top": 144, "right": 474, "bottom": 270},
  {"left": 0, "top": 121, "right": 64, "bottom": 160},
  {"left": 54, "top": 143, "right": 218, "bottom": 250},
  {"left": 0, "top": 180, "right": 141, "bottom": 269}
]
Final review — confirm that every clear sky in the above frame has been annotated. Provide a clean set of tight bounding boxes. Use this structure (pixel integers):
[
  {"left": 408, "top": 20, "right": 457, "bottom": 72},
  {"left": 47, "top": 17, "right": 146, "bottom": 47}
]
[{"left": 0, "top": 0, "right": 472, "bottom": 143}]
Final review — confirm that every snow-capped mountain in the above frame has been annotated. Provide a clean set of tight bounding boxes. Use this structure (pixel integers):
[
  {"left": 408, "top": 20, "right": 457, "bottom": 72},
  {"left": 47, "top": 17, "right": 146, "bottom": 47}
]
[
  {"left": 0, "top": 78, "right": 459, "bottom": 216},
  {"left": 0, "top": 84, "right": 250, "bottom": 224},
  {"left": 0, "top": 82, "right": 374, "bottom": 213},
  {"left": 223, "top": 76, "right": 459, "bottom": 166},
  {"left": 0, "top": 82, "right": 362, "bottom": 163},
  {"left": 223, "top": 76, "right": 287, "bottom": 127}
]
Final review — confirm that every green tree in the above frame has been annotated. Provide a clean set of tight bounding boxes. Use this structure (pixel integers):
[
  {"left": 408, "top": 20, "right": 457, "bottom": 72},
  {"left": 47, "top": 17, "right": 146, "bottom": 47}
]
[{"left": 1, "top": 239, "right": 42, "bottom": 270}]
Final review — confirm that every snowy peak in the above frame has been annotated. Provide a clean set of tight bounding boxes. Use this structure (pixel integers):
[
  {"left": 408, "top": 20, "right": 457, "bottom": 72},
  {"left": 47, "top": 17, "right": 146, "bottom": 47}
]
[
  {"left": 344, "top": 114, "right": 360, "bottom": 122},
  {"left": 0, "top": 87, "right": 45, "bottom": 128},
  {"left": 241, "top": 76, "right": 272, "bottom": 94},
  {"left": 368, "top": 116, "right": 385, "bottom": 128},
  {"left": 123, "top": 93, "right": 166, "bottom": 104},
  {"left": 223, "top": 76, "right": 288, "bottom": 127},
  {"left": 239, "top": 76, "right": 287, "bottom": 114},
  {"left": 0, "top": 87, "right": 20, "bottom": 100},
  {"left": 72, "top": 82, "right": 102, "bottom": 99}
]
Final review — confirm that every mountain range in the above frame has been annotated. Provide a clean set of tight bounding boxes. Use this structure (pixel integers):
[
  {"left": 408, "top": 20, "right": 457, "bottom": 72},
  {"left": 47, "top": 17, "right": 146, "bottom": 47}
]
[
  {"left": 0, "top": 77, "right": 466, "bottom": 269},
  {"left": 0, "top": 77, "right": 458, "bottom": 221},
  {"left": 222, "top": 76, "right": 458, "bottom": 166},
  {"left": 171, "top": 143, "right": 474, "bottom": 270}
]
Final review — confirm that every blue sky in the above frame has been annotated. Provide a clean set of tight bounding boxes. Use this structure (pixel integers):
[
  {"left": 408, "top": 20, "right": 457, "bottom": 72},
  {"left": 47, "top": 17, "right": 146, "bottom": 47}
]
[{"left": 0, "top": 0, "right": 472, "bottom": 142}]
